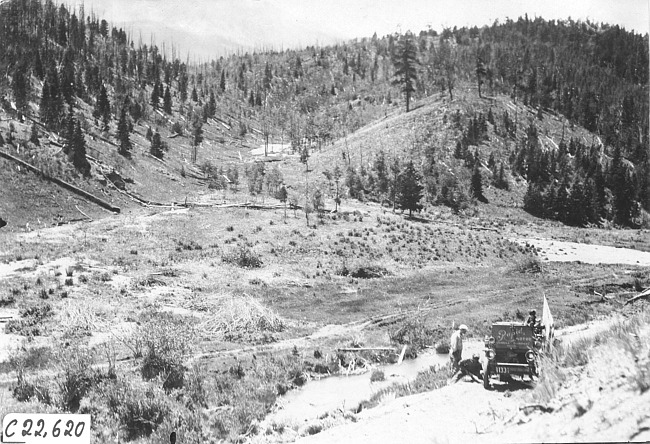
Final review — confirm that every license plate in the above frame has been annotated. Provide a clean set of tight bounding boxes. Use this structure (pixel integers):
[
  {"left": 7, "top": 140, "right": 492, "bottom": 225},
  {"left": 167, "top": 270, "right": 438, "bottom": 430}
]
[
  {"left": 495, "top": 366, "right": 510, "bottom": 374},
  {"left": 2, "top": 413, "right": 90, "bottom": 444}
]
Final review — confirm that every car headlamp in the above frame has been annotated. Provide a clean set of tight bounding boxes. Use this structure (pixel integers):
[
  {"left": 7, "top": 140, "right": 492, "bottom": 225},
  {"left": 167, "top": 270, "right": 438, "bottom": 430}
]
[{"left": 525, "top": 350, "right": 536, "bottom": 362}]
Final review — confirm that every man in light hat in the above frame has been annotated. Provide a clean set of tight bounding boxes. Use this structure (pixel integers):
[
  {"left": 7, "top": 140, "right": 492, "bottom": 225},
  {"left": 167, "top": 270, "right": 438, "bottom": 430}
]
[{"left": 450, "top": 324, "right": 468, "bottom": 371}]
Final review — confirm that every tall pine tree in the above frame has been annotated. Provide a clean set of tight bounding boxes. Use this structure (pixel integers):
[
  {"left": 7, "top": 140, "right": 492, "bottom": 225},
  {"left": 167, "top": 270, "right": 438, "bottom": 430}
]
[
  {"left": 94, "top": 85, "right": 111, "bottom": 131},
  {"left": 163, "top": 86, "right": 172, "bottom": 114},
  {"left": 117, "top": 104, "right": 132, "bottom": 156},
  {"left": 470, "top": 159, "right": 488, "bottom": 203},
  {"left": 398, "top": 160, "right": 423, "bottom": 217},
  {"left": 392, "top": 32, "right": 418, "bottom": 112},
  {"left": 71, "top": 121, "right": 91, "bottom": 177}
]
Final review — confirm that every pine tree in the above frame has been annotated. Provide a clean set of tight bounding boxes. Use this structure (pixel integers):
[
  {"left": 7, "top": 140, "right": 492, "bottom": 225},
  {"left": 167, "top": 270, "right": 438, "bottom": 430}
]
[
  {"left": 179, "top": 71, "right": 189, "bottom": 103},
  {"left": 208, "top": 91, "right": 217, "bottom": 117},
  {"left": 151, "top": 82, "right": 160, "bottom": 107},
  {"left": 62, "top": 108, "right": 75, "bottom": 155},
  {"left": 192, "top": 115, "right": 203, "bottom": 147},
  {"left": 150, "top": 130, "right": 164, "bottom": 159},
  {"left": 163, "top": 86, "right": 172, "bottom": 114},
  {"left": 494, "top": 162, "right": 509, "bottom": 190},
  {"left": 392, "top": 32, "right": 418, "bottom": 112},
  {"left": 398, "top": 160, "right": 423, "bottom": 217},
  {"left": 117, "top": 105, "right": 132, "bottom": 156},
  {"left": 33, "top": 51, "right": 44, "bottom": 80},
  {"left": 94, "top": 85, "right": 111, "bottom": 131},
  {"left": 12, "top": 64, "right": 28, "bottom": 112},
  {"left": 523, "top": 183, "right": 544, "bottom": 217},
  {"left": 40, "top": 80, "right": 53, "bottom": 128},
  {"left": 29, "top": 122, "right": 39, "bottom": 146},
  {"left": 71, "top": 121, "right": 91, "bottom": 177},
  {"left": 470, "top": 159, "right": 488, "bottom": 203},
  {"left": 219, "top": 69, "right": 226, "bottom": 92},
  {"left": 568, "top": 180, "right": 587, "bottom": 226},
  {"left": 61, "top": 49, "right": 76, "bottom": 104},
  {"left": 191, "top": 86, "right": 198, "bottom": 102},
  {"left": 373, "top": 150, "right": 389, "bottom": 201},
  {"left": 611, "top": 145, "right": 635, "bottom": 226},
  {"left": 476, "top": 56, "right": 487, "bottom": 98},
  {"left": 263, "top": 62, "right": 273, "bottom": 90}
]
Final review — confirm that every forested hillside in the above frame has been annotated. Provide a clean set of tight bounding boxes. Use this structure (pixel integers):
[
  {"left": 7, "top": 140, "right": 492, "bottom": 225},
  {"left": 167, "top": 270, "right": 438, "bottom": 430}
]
[{"left": 0, "top": 0, "right": 648, "bottom": 227}]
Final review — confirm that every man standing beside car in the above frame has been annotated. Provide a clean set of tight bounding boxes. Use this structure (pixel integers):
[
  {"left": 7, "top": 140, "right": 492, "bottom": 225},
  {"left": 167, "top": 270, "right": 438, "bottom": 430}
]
[{"left": 450, "top": 324, "right": 468, "bottom": 370}]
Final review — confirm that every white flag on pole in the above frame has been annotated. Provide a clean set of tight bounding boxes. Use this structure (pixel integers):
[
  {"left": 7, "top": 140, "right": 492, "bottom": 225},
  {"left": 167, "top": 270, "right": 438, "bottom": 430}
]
[{"left": 542, "top": 295, "right": 554, "bottom": 343}]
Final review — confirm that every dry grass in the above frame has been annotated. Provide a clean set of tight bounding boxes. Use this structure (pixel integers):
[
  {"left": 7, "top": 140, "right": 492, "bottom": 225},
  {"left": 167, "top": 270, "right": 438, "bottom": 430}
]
[
  {"left": 198, "top": 294, "right": 285, "bottom": 342},
  {"left": 533, "top": 310, "right": 650, "bottom": 406},
  {"left": 360, "top": 364, "right": 453, "bottom": 410}
]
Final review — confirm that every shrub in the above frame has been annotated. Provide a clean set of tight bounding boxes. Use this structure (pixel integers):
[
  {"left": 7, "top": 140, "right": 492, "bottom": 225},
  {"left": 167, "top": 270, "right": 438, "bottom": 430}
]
[
  {"left": 222, "top": 245, "right": 263, "bottom": 268},
  {"left": 12, "top": 372, "right": 52, "bottom": 404},
  {"left": 5, "top": 303, "right": 54, "bottom": 336},
  {"left": 8, "top": 346, "right": 54, "bottom": 373},
  {"left": 0, "top": 293, "right": 16, "bottom": 307},
  {"left": 513, "top": 256, "right": 543, "bottom": 274},
  {"left": 84, "top": 378, "right": 171, "bottom": 441},
  {"left": 389, "top": 318, "right": 441, "bottom": 353},
  {"left": 57, "top": 346, "right": 108, "bottom": 412},
  {"left": 370, "top": 369, "right": 385, "bottom": 382},
  {"left": 135, "top": 311, "right": 196, "bottom": 391},
  {"left": 171, "top": 121, "right": 184, "bottom": 135},
  {"left": 435, "top": 341, "right": 450, "bottom": 354}
]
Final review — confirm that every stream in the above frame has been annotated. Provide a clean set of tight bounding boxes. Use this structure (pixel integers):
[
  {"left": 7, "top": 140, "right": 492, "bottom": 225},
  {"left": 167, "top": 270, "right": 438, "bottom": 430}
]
[{"left": 270, "top": 340, "right": 485, "bottom": 425}]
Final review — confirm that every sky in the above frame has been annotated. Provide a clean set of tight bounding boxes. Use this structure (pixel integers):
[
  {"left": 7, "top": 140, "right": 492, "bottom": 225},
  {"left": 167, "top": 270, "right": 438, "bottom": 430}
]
[{"left": 78, "top": 0, "right": 650, "bottom": 58}]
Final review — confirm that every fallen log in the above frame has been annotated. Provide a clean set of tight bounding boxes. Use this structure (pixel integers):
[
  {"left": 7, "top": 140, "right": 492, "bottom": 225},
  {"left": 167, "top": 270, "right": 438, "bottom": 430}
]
[
  {"left": 0, "top": 150, "right": 120, "bottom": 213},
  {"left": 336, "top": 347, "right": 396, "bottom": 352},
  {"left": 625, "top": 288, "right": 650, "bottom": 305}
]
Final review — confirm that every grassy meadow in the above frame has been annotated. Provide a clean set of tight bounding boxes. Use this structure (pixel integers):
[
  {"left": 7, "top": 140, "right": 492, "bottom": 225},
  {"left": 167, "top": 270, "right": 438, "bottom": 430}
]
[{"left": 1, "top": 193, "right": 649, "bottom": 442}]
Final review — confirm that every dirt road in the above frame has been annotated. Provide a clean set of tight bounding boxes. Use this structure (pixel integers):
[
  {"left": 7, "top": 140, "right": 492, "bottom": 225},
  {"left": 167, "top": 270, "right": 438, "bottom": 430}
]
[{"left": 294, "top": 380, "right": 520, "bottom": 444}]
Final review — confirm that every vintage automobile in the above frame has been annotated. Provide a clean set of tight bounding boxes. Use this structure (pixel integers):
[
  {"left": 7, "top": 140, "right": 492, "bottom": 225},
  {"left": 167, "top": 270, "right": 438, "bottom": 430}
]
[{"left": 482, "top": 321, "right": 545, "bottom": 389}]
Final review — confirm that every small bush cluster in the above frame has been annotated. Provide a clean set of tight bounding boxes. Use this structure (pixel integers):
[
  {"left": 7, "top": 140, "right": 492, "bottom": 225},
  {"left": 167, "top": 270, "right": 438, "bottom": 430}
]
[
  {"left": 175, "top": 239, "right": 203, "bottom": 252},
  {"left": 513, "top": 256, "right": 543, "bottom": 274},
  {"left": 389, "top": 318, "right": 443, "bottom": 353},
  {"left": 81, "top": 378, "right": 171, "bottom": 441},
  {"left": 57, "top": 346, "right": 110, "bottom": 412},
  {"left": 222, "top": 245, "right": 263, "bottom": 268},
  {"left": 12, "top": 372, "right": 53, "bottom": 404},
  {"left": 335, "top": 263, "right": 388, "bottom": 279},
  {"left": 135, "top": 311, "right": 196, "bottom": 391},
  {"left": 370, "top": 369, "right": 385, "bottom": 382},
  {"left": 5, "top": 303, "right": 54, "bottom": 336}
]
